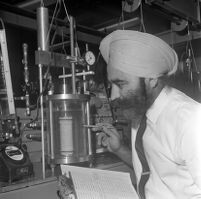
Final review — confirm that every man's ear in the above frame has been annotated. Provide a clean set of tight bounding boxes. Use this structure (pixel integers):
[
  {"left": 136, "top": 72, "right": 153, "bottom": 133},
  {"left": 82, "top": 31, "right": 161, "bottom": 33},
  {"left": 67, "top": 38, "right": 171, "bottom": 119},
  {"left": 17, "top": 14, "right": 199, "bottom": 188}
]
[{"left": 145, "top": 78, "right": 158, "bottom": 89}]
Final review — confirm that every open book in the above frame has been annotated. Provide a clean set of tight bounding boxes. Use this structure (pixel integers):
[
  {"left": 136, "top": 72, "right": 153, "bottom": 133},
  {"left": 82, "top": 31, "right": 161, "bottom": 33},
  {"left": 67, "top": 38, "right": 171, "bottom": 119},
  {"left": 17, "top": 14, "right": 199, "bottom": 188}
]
[{"left": 60, "top": 165, "right": 139, "bottom": 199}]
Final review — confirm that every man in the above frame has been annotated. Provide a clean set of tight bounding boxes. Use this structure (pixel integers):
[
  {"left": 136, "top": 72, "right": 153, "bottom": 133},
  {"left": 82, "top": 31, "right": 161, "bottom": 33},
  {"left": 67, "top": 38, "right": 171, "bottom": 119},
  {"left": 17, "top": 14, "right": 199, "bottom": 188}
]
[{"left": 94, "top": 30, "right": 201, "bottom": 199}]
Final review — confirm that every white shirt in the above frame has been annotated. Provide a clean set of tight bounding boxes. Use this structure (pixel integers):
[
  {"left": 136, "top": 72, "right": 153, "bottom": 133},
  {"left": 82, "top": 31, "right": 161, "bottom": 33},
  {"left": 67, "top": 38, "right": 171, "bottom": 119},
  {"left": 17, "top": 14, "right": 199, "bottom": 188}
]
[{"left": 132, "top": 86, "right": 201, "bottom": 199}]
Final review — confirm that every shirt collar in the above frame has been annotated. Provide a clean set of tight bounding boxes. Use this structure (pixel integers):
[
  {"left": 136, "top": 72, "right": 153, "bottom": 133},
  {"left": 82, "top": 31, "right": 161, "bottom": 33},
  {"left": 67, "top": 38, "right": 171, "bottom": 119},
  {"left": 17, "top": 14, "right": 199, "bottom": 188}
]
[{"left": 146, "top": 86, "right": 171, "bottom": 124}]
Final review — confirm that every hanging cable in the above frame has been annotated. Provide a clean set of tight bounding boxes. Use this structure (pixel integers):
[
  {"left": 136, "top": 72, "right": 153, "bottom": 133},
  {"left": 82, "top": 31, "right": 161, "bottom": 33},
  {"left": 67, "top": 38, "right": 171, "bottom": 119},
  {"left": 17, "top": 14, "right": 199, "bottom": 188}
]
[
  {"left": 45, "top": 0, "right": 60, "bottom": 49},
  {"left": 50, "top": 0, "right": 62, "bottom": 45},
  {"left": 61, "top": 27, "right": 67, "bottom": 56},
  {"left": 62, "top": 0, "right": 70, "bottom": 23},
  {"left": 186, "top": 24, "right": 199, "bottom": 72},
  {"left": 118, "top": 1, "right": 126, "bottom": 30},
  {"left": 73, "top": 19, "right": 82, "bottom": 59},
  {"left": 0, "top": 18, "right": 5, "bottom": 29},
  {"left": 188, "top": 40, "right": 199, "bottom": 73},
  {"left": 180, "top": 22, "right": 200, "bottom": 88},
  {"left": 40, "top": 0, "right": 44, "bottom": 7},
  {"left": 61, "top": 26, "right": 68, "bottom": 80},
  {"left": 139, "top": 3, "right": 146, "bottom": 32}
]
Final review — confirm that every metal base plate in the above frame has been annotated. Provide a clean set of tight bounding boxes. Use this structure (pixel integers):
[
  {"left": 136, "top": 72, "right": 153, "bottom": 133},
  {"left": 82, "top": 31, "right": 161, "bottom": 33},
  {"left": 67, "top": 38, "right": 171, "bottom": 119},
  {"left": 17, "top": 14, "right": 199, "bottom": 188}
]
[{"left": 54, "top": 155, "right": 90, "bottom": 164}]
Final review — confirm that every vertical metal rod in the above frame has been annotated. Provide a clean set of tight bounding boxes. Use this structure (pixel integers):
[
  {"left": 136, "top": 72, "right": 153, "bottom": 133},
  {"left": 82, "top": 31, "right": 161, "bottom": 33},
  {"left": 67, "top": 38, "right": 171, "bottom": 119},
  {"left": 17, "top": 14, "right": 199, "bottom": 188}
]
[
  {"left": 83, "top": 71, "right": 87, "bottom": 93},
  {"left": 197, "top": 0, "right": 200, "bottom": 23},
  {"left": 62, "top": 67, "right": 66, "bottom": 94},
  {"left": 39, "top": 63, "right": 46, "bottom": 178},
  {"left": 86, "top": 101, "right": 92, "bottom": 156},
  {"left": 37, "top": 6, "right": 49, "bottom": 179},
  {"left": 49, "top": 99, "right": 55, "bottom": 174},
  {"left": 85, "top": 43, "right": 90, "bottom": 71},
  {"left": 70, "top": 16, "right": 76, "bottom": 94}
]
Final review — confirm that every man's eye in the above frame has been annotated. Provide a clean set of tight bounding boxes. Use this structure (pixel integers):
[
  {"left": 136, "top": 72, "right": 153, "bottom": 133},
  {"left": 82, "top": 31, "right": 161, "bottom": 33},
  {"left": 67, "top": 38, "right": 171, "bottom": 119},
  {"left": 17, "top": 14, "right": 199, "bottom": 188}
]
[{"left": 116, "top": 82, "right": 125, "bottom": 88}]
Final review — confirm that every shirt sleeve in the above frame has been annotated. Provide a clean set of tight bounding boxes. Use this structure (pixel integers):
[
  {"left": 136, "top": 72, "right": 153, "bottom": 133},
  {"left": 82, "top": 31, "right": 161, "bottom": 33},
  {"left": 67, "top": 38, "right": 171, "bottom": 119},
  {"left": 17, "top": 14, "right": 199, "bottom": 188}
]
[{"left": 180, "top": 110, "right": 201, "bottom": 189}]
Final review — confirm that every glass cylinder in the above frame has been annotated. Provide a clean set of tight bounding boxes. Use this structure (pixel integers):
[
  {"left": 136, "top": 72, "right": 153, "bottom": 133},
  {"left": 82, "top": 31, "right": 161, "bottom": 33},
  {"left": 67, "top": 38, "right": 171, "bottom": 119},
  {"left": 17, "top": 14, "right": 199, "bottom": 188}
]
[{"left": 48, "top": 94, "right": 90, "bottom": 164}]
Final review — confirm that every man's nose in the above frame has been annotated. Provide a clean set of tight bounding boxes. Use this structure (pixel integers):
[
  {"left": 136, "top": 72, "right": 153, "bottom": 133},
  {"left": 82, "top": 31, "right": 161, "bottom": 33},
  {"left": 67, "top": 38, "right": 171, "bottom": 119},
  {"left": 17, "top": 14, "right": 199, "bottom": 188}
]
[{"left": 110, "top": 84, "right": 120, "bottom": 101}]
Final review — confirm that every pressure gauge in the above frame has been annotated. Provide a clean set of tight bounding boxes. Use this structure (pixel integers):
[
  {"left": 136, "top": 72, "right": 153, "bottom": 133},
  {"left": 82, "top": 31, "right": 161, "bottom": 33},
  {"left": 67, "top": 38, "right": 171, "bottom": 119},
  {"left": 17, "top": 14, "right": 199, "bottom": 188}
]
[{"left": 84, "top": 51, "right": 96, "bottom": 66}]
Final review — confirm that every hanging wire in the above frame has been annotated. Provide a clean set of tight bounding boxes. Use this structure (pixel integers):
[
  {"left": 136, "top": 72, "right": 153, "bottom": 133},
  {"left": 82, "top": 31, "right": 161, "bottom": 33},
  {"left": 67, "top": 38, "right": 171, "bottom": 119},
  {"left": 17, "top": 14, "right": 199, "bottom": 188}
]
[
  {"left": 188, "top": 39, "right": 199, "bottom": 73},
  {"left": 139, "top": 3, "right": 146, "bottom": 32},
  {"left": 50, "top": 0, "right": 62, "bottom": 45},
  {"left": 178, "top": 22, "right": 200, "bottom": 88},
  {"left": 45, "top": 0, "right": 60, "bottom": 49},
  {"left": 118, "top": 1, "right": 126, "bottom": 30},
  {"left": 61, "top": 27, "right": 67, "bottom": 55},
  {"left": 0, "top": 18, "right": 5, "bottom": 29},
  {"left": 168, "top": 24, "right": 178, "bottom": 81},
  {"left": 186, "top": 23, "right": 199, "bottom": 72},
  {"left": 62, "top": 0, "right": 70, "bottom": 23},
  {"left": 46, "top": 0, "right": 61, "bottom": 90},
  {"left": 170, "top": 23, "right": 175, "bottom": 49},
  {"left": 40, "top": 0, "right": 44, "bottom": 7},
  {"left": 61, "top": 26, "right": 68, "bottom": 79},
  {"left": 72, "top": 16, "right": 82, "bottom": 62},
  {"left": 74, "top": 26, "right": 82, "bottom": 58},
  {"left": 179, "top": 31, "right": 190, "bottom": 74},
  {"left": 45, "top": 0, "right": 61, "bottom": 90}
]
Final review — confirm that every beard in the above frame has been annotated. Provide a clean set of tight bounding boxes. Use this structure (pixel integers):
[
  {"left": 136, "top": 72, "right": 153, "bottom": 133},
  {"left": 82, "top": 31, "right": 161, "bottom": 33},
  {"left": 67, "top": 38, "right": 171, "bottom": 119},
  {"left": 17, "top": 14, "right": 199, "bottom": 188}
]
[{"left": 111, "top": 79, "right": 147, "bottom": 128}]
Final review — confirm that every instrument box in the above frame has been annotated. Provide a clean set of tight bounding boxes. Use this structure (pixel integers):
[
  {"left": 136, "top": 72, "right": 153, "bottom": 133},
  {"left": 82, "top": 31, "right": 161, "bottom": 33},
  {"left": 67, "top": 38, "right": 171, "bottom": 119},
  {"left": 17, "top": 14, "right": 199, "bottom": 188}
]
[{"left": 0, "top": 145, "right": 34, "bottom": 183}]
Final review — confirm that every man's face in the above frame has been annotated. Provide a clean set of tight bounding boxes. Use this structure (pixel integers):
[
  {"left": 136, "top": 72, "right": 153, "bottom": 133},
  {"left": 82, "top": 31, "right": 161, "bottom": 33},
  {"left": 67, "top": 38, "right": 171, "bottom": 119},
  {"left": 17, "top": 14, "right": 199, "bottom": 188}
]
[{"left": 108, "top": 67, "right": 147, "bottom": 128}]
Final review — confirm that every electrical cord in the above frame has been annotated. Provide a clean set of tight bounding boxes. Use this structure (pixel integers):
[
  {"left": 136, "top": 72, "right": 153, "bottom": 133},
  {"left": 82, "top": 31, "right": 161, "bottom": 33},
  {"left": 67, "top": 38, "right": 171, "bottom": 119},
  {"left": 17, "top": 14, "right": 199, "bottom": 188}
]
[
  {"left": 45, "top": 0, "right": 61, "bottom": 49},
  {"left": 0, "top": 18, "right": 5, "bottom": 30},
  {"left": 62, "top": 0, "right": 70, "bottom": 23},
  {"left": 139, "top": 3, "right": 146, "bottom": 32},
  {"left": 118, "top": 0, "right": 126, "bottom": 30}
]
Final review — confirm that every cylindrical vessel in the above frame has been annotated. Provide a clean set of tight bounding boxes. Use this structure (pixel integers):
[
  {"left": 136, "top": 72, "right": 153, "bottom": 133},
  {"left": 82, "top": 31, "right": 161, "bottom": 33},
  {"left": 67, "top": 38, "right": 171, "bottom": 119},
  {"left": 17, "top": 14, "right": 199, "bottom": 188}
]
[
  {"left": 37, "top": 6, "right": 49, "bottom": 51},
  {"left": 48, "top": 94, "right": 90, "bottom": 164}
]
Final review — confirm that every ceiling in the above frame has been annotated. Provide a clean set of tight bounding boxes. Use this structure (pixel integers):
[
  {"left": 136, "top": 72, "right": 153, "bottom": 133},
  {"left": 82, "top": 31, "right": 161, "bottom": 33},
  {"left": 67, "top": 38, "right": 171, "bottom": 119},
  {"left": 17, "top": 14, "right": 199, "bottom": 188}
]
[
  {"left": 0, "top": 0, "right": 134, "bottom": 28},
  {"left": 0, "top": 0, "right": 200, "bottom": 45},
  {"left": 0, "top": 0, "right": 171, "bottom": 33}
]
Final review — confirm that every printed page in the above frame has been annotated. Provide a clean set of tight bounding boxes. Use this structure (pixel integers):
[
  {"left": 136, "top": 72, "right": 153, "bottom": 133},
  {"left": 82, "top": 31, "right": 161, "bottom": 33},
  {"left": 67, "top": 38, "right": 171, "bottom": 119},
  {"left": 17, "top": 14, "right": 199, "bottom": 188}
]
[{"left": 61, "top": 165, "right": 139, "bottom": 199}]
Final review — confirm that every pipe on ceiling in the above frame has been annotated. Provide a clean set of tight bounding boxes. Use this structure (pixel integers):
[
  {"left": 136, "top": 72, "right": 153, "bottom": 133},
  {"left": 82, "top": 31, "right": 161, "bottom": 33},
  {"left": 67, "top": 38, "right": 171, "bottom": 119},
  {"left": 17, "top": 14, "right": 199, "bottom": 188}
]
[{"left": 16, "top": 0, "right": 56, "bottom": 10}]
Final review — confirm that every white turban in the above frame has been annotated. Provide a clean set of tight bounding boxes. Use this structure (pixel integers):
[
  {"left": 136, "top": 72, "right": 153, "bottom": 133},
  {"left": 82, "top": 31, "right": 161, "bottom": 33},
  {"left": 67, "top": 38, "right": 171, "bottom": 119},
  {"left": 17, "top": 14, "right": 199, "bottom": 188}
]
[{"left": 99, "top": 30, "right": 178, "bottom": 78}]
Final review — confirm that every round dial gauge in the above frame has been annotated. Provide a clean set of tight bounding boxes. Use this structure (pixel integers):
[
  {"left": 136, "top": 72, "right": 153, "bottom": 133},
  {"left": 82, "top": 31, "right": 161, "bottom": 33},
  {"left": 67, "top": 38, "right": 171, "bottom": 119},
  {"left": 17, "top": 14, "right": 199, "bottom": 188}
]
[{"left": 84, "top": 51, "right": 96, "bottom": 66}]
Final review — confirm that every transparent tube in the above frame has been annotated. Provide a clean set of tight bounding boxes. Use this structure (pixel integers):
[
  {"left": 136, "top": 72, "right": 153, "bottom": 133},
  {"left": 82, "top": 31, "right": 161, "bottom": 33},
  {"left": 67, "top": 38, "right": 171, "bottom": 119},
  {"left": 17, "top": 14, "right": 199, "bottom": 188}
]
[{"left": 48, "top": 94, "right": 90, "bottom": 164}]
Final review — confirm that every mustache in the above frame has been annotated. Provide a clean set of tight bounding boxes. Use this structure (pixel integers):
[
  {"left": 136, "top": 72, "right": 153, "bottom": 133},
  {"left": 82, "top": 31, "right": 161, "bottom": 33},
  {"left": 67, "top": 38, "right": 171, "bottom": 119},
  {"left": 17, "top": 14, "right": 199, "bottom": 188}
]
[
  {"left": 111, "top": 98, "right": 133, "bottom": 109},
  {"left": 110, "top": 90, "right": 147, "bottom": 110},
  {"left": 111, "top": 96, "right": 145, "bottom": 110}
]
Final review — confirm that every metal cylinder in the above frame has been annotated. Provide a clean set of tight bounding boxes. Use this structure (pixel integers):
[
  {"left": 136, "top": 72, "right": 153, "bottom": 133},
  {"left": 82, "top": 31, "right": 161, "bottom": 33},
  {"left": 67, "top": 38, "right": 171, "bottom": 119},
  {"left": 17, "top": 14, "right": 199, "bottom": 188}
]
[
  {"left": 37, "top": 6, "right": 49, "bottom": 51},
  {"left": 70, "top": 16, "right": 76, "bottom": 94}
]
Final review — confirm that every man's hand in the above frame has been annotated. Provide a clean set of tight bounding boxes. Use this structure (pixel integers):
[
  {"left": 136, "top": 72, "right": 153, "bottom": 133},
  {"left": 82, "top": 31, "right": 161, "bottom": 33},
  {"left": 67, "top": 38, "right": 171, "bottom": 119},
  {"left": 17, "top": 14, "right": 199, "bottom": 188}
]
[
  {"left": 58, "top": 175, "right": 75, "bottom": 199},
  {"left": 92, "top": 123, "right": 123, "bottom": 153},
  {"left": 92, "top": 123, "right": 133, "bottom": 168}
]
